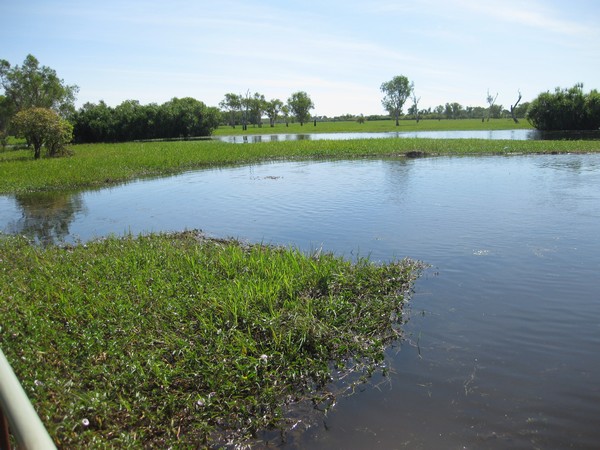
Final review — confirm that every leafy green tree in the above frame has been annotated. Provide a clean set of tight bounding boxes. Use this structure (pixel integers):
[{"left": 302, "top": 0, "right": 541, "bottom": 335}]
[
  {"left": 527, "top": 84, "right": 600, "bottom": 130},
  {"left": 0, "top": 54, "right": 78, "bottom": 117},
  {"left": 219, "top": 93, "right": 242, "bottom": 128},
  {"left": 0, "top": 94, "right": 11, "bottom": 146},
  {"left": 265, "top": 98, "right": 283, "bottom": 127},
  {"left": 281, "top": 105, "right": 290, "bottom": 127},
  {"left": 114, "top": 100, "right": 151, "bottom": 141},
  {"left": 444, "top": 102, "right": 463, "bottom": 119},
  {"left": 11, "top": 107, "right": 73, "bottom": 159},
  {"left": 156, "top": 97, "right": 219, "bottom": 138},
  {"left": 287, "top": 91, "right": 314, "bottom": 126},
  {"left": 248, "top": 92, "right": 266, "bottom": 127},
  {"left": 70, "top": 101, "right": 115, "bottom": 143},
  {"left": 70, "top": 97, "right": 220, "bottom": 143},
  {"left": 380, "top": 75, "right": 412, "bottom": 125}
]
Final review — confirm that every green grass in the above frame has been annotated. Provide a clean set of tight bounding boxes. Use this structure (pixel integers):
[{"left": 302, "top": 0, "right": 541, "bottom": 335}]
[
  {"left": 2, "top": 137, "right": 600, "bottom": 194},
  {"left": 213, "top": 118, "right": 533, "bottom": 135},
  {"left": 0, "top": 231, "right": 425, "bottom": 448}
]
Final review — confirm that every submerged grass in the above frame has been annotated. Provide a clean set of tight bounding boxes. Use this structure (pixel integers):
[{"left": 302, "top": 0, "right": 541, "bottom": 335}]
[
  {"left": 1, "top": 137, "right": 600, "bottom": 194},
  {"left": 0, "top": 231, "right": 425, "bottom": 448}
]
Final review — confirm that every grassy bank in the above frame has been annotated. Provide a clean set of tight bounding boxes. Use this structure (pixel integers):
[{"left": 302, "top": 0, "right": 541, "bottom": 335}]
[
  {"left": 213, "top": 118, "right": 533, "bottom": 135},
  {"left": 2, "top": 137, "right": 600, "bottom": 194},
  {"left": 0, "top": 231, "right": 424, "bottom": 447}
]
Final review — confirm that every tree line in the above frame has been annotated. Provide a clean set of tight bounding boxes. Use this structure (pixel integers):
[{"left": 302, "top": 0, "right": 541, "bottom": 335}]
[
  {"left": 380, "top": 75, "right": 531, "bottom": 124},
  {"left": 219, "top": 91, "right": 314, "bottom": 129},
  {"left": 70, "top": 98, "right": 220, "bottom": 143},
  {"left": 2, "top": 55, "right": 599, "bottom": 159}
]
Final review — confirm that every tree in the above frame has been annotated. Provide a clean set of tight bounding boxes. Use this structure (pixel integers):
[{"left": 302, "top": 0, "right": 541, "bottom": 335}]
[
  {"left": 281, "top": 105, "right": 290, "bottom": 127},
  {"left": 380, "top": 75, "right": 412, "bottom": 126},
  {"left": 443, "top": 102, "right": 463, "bottom": 119},
  {"left": 219, "top": 93, "right": 242, "bottom": 128},
  {"left": 11, "top": 107, "right": 73, "bottom": 159},
  {"left": 0, "top": 94, "right": 11, "bottom": 145},
  {"left": 287, "top": 91, "right": 314, "bottom": 126},
  {"left": 69, "top": 97, "right": 220, "bottom": 143},
  {"left": 513, "top": 101, "right": 530, "bottom": 119},
  {"left": 486, "top": 89, "right": 498, "bottom": 122},
  {"left": 410, "top": 87, "right": 421, "bottom": 123},
  {"left": 70, "top": 101, "right": 115, "bottom": 143},
  {"left": 527, "top": 83, "right": 600, "bottom": 131},
  {"left": 510, "top": 90, "right": 522, "bottom": 124},
  {"left": 248, "top": 92, "right": 266, "bottom": 127},
  {"left": 0, "top": 54, "right": 78, "bottom": 117},
  {"left": 265, "top": 98, "right": 283, "bottom": 127}
]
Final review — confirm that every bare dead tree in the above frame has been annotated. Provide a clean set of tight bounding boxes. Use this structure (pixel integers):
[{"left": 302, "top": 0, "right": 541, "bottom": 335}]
[
  {"left": 411, "top": 88, "right": 421, "bottom": 123},
  {"left": 510, "top": 90, "right": 522, "bottom": 124},
  {"left": 241, "top": 89, "right": 250, "bottom": 131},
  {"left": 486, "top": 89, "right": 498, "bottom": 122}
]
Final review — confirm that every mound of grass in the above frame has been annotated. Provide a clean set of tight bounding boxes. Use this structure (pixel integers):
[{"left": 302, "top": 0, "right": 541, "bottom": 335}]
[
  {"left": 0, "top": 231, "right": 424, "bottom": 447},
  {"left": 2, "top": 138, "right": 600, "bottom": 194}
]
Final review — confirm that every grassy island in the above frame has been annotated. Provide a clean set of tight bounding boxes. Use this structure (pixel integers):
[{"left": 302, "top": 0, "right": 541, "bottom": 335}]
[
  {"left": 2, "top": 135, "right": 600, "bottom": 194},
  {"left": 0, "top": 231, "right": 424, "bottom": 447}
]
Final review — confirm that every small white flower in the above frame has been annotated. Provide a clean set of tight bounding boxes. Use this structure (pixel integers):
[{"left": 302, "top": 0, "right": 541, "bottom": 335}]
[
  {"left": 82, "top": 418, "right": 90, "bottom": 427},
  {"left": 259, "top": 354, "right": 268, "bottom": 363}
]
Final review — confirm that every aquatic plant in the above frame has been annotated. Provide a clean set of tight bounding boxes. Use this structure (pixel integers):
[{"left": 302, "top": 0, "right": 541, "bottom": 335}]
[{"left": 0, "top": 231, "right": 424, "bottom": 447}]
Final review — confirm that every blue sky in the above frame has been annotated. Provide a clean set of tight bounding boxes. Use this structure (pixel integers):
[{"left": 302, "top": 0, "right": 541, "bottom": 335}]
[{"left": 2, "top": 0, "right": 599, "bottom": 117}]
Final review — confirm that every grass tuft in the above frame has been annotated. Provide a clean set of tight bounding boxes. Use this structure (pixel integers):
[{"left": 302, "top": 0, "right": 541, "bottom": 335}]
[{"left": 0, "top": 231, "right": 425, "bottom": 447}]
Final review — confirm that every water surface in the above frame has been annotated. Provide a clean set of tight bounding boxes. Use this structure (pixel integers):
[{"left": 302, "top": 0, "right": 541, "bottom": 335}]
[
  {"left": 2, "top": 154, "right": 600, "bottom": 448},
  {"left": 215, "top": 128, "right": 600, "bottom": 143}
]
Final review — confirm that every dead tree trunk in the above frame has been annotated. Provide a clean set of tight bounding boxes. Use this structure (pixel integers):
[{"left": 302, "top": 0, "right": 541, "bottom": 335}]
[
  {"left": 510, "top": 90, "right": 522, "bottom": 124},
  {"left": 486, "top": 90, "right": 498, "bottom": 122}
]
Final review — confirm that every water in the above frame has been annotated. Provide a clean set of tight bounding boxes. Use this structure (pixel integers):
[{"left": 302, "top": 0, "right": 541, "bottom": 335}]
[
  {"left": 2, "top": 154, "right": 600, "bottom": 448},
  {"left": 215, "top": 128, "right": 600, "bottom": 143}
]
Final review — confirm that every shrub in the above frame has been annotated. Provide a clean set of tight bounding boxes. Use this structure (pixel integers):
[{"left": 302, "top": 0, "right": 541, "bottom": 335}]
[{"left": 527, "top": 84, "right": 600, "bottom": 131}]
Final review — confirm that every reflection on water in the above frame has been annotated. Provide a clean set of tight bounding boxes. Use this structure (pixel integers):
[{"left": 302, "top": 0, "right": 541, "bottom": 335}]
[
  {"left": 2, "top": 154, "right": 600, "bottom": 448},
  {"left": 5, "top": 191, "right": 84, "bottom": 245},
  {"left": 215, "top": 128, "right": 600, "bottom": 144}
]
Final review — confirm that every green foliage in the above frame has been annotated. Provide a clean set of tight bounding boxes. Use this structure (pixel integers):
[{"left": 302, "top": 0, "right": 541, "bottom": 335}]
[
  {"left": 11, "top": 107, "right": 73, "bottom": 159},
  {"left": 219, "top": 93, "right": 242, "bottom": 127},
  {"left": 265, "top": 98, "right": 283, "bottom": 127},
  {"left": 526, "top": 83, "right": 600, "bottom": 130},
  {"left": 0, "top": 54, "right": 78, "bottom": 117},
  {"left": 0, "top": 231, "right": 424, "bottom": 447},
  {"left": 514, "top": 101, "right": 530, "bottom": 119},
  {"left": 241, "top": 92, "right": 266, "bottom": 128},
  {"left": 70, "top": 97, "right": 221, "bottom": 143},
  {"left": 0, "top": 94, "right": 13, "bottom": 135},
  {"left": 287, "top": 91, "right": 314, "bottom": 126},
  {"left": 380, "top": 75, "right": 413, "bottom": 125}
]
